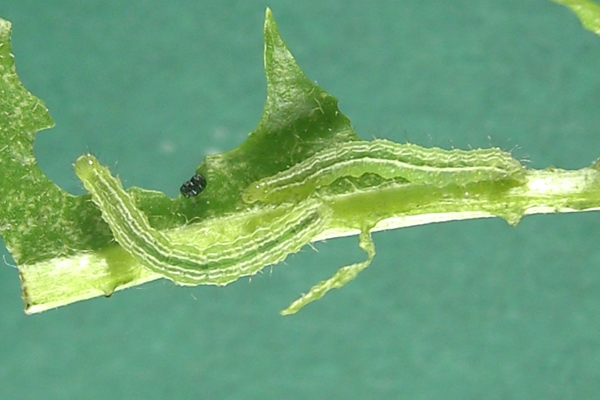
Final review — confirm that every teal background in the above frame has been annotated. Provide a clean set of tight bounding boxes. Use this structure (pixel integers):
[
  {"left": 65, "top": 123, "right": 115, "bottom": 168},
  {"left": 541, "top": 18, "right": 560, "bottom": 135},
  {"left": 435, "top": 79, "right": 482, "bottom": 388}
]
[{"left": 2, "top": 1, "right": 600, "bottom": 398}]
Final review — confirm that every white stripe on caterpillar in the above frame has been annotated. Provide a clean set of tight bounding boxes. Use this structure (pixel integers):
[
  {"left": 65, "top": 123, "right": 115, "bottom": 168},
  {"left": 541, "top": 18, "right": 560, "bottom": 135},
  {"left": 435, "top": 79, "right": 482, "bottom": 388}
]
[
  {"left": 242, "top": 139, "right": 525, "bottom": 204},
  {"left": 74, "top": 154, "right": 329, "bottom": 286}
]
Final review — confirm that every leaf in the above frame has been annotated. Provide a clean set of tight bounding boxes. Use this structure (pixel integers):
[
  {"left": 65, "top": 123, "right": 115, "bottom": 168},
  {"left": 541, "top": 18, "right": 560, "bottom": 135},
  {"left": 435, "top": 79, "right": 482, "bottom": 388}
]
[
  {"left": 178, "top": 9, "right": 359, "bottom": 217},
  {"left": 0, "top": 9, "right": 359, "bottom": 312},
  {"left": 3, "top": 7, "right": 600, "bottom": 315},
  {"left": 551, "top": 0, "right": 600, "bottom": 36},
  {"left": 0, "top": 18, "right": 100, "bottom": 266}
]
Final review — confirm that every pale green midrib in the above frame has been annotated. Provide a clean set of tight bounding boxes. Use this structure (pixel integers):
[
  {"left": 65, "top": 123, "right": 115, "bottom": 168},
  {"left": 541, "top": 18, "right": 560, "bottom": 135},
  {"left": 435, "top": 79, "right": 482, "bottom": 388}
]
[{"left": 20, "top": 162, "right": 600, "bottom": 315}]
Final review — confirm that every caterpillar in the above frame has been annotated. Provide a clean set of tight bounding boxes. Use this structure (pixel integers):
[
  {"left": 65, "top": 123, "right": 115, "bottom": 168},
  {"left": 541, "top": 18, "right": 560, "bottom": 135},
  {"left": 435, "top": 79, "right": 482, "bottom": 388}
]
[
  {"left": 74, "top": 137, "right": 526, "bottom": 315},
  {"left": 242, "top": 139, "right": 526, "bottom": 204},
  {"left": 74, "top": 154, "right": 329, "bottom": 286}
]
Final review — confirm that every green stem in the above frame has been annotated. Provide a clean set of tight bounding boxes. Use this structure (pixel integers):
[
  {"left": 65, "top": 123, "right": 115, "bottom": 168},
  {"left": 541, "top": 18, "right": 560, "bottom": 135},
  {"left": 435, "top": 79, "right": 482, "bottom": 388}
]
[{"left": 20, "top": 164, "right": 600, "bottom": 314}]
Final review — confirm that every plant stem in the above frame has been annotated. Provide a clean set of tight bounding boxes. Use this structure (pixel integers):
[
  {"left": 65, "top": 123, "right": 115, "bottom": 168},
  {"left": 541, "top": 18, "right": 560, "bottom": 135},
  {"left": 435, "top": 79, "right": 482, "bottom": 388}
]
[{"left": 20, "top": 164, "right": 600, "bottom": 314}]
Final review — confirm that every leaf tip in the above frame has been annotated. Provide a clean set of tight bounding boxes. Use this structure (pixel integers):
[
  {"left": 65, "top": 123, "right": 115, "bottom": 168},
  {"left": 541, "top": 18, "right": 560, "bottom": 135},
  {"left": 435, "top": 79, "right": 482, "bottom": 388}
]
[
  {"left": 264, "top": 7, "right": 276, "bottom": 34},
  {"left": 263, "top": 7, "right": 282, "bottom": 44},
  {"left": 551, "top": 0, "right": 600, "bottom": 36}
]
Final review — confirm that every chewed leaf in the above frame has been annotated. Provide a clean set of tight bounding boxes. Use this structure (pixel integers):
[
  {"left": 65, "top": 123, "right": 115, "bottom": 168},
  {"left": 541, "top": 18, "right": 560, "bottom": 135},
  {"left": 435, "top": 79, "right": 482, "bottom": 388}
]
[
  {"left": 4, "top": 6, "right": 600, "bottom": 316},
  {"left": 281, "top": 229, "right": 376, "bottom": 316},
  {"left": 0, "top": 19, "right": 97, "bottom": 265},
  {"left": 184, "top": 8, "right": 359, "bottom": 217},
  {"left": 0, "top": 9, "right": 360, "bottom": 313}
]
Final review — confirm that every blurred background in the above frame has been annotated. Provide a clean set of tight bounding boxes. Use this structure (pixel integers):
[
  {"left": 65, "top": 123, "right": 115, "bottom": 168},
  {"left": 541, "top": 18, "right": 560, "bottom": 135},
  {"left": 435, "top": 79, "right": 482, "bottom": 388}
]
[{"left": 1, "top": 0, "right": 600, "bottom": 398}]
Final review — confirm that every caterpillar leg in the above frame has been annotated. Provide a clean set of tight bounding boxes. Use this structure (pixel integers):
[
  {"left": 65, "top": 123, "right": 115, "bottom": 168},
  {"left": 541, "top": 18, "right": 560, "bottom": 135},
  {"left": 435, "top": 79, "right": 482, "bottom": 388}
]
[{"left": 281, "top": 229, "right": 375, "bottom": 315}]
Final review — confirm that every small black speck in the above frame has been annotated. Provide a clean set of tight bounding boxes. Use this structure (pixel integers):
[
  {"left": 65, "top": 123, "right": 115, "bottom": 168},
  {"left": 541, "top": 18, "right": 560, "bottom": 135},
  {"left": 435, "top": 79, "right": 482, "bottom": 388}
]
[{"left": 180, "top": 174, "right": 207, "bottom": 197}]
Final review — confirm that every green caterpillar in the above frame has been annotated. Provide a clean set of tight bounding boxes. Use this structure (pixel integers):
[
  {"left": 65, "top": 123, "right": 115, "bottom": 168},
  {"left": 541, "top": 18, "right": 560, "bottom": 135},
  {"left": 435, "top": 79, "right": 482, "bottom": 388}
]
[
  {"left": 243, "top": 139, "right": 525, "bottom": 204},
  {"left": 74, "top": 154, "right": 328, "bottom": 286},
  {"left": 75, "top": 138, "right": 526, "bottom": 315}
]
